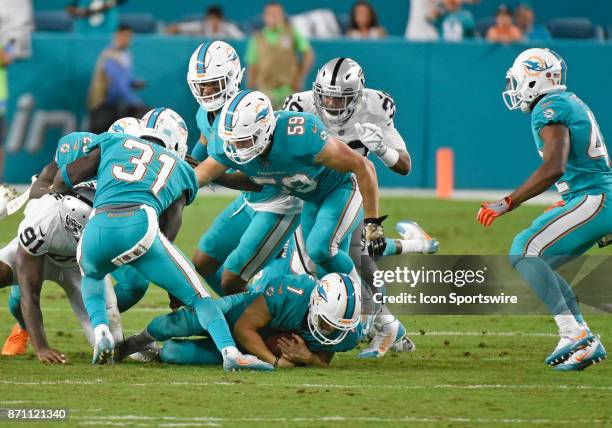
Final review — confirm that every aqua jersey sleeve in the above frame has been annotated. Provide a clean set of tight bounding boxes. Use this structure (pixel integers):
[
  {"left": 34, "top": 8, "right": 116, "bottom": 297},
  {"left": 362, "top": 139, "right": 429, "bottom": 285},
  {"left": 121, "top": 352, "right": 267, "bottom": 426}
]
[
  {"left": 191, "top": 141, "right": 208, "bottom": 162},
  {"left": 85, "top": 132, "right": 116, "bottom": 154},
  {"left": 299, "top": 113, "right": 328, "bottom": 161},
  {"left": 207, "top": 135, "right": 235, "bottom": 169},
  {"left": 54, "top": 132, "right": 97, "bottom": 167},
  {"left": 532, "top": 94, "right": 574, "bottom": 135},
  {"left": 263, "top": 275, "right": 315, "bottom": 332}
]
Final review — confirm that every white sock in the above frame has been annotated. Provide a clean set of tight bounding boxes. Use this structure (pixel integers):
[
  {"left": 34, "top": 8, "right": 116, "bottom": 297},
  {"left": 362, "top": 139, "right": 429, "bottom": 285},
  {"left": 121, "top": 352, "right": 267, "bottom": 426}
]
[
  {"left": 399, "top": 239, "right": 425, "bottom": 254},
  {"left": 221, "top": 346, "right": 239, "bottom": 359},
  {"left": 554, "top": 311, "right": 581, "bottom": 334},
  {"left": 93, "top": 324, "right": 113, "bottom": 344}
]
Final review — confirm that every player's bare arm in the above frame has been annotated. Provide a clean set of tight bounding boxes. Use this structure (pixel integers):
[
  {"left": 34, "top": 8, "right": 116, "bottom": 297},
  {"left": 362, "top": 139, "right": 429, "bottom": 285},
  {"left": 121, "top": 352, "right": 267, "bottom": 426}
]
[
  {"left": 478, "top": 124, "right": 569, "bottom": 227},
  {"left": 193, "top": 156, "right": 229, "bottom": 188},
  {"left": 30, "top": 161, "right": 59, "bottom": 198},
  {"left": 315, "top": 136, "right": 379, "bottom": 219},
  {"left": 16, "top": 245, "right": 67, "bottom": 364},
  {"left": 277, "top": 333, "right": 334, "bottom": 368},
  {"left": 52, "top": 148, "right": 101, "bottom": 193},
  {"left": 159, "top": 193, "right": 187, "bottom": 242},
  {"left": 233, "top": 295, "right": 295, "bottom": 368},
  {"left": 213, "top": 173, "right": 263, "bottom": 192}
]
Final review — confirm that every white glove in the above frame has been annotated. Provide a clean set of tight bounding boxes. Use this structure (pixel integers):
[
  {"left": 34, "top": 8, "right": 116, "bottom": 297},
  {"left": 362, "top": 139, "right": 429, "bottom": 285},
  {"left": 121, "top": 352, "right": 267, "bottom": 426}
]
[{"left": 355, "top": 123, "right": 385, "bottom": 156}]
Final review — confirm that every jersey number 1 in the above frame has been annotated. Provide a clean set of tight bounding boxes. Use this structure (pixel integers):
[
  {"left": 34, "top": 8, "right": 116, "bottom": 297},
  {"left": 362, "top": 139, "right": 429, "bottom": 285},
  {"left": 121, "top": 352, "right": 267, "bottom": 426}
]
[{"left": 112, "top": 139, "right": 176, "bottom": 195}]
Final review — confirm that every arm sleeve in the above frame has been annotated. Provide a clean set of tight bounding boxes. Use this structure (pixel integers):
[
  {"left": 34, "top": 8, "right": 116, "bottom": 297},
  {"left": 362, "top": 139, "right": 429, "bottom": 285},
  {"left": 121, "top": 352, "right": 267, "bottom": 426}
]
[{"left": 191, "top": 140, "right": 209, "bottom": 162}]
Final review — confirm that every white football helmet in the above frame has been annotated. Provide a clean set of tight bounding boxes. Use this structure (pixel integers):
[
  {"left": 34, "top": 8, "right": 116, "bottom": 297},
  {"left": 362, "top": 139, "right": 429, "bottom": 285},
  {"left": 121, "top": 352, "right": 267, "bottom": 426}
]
[
  {"left": 307, "top": 273, "right": 361, "bottom": 346},
  {"left": 187, "top": 41, "right": 244, "bottom": 112},
  {"left": 313, "top": 57, "right": 364, "bottom": 126},
  {"left": 140, "top": 108, "right": 188, "bottom": 159},
  {"left": 58, "top": 183, "right": 95, "bottom": 240},
  {"left": 217, "top": 90, "right": 275, "bottom": 164},
  {"left": 108, "top": 117, "right": 142, "bottom": 136},
  {"left": 503, "top": 48, "right": 567, "bottom": 113}
]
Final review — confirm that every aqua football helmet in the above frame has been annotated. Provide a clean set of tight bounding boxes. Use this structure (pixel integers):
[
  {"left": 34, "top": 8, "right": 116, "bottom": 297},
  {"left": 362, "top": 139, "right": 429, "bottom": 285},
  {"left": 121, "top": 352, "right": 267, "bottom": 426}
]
[
  {"left": 187, "top": 41, "right": 244, "bottom": 112},
  {"left": 313, "top": 57, "right": 364, "bottom": 126},
  {"left": 217, "top": 90, "right": 275, "bottom": 164},
  {"left": 140, "top": 108, "right": 188, "bottom": 159},
  {"left": 503, "top": 48, "right": 567, "bottom": 113},
  {"left": 308, "top": 273, "right": 361, "bottom": 346}
]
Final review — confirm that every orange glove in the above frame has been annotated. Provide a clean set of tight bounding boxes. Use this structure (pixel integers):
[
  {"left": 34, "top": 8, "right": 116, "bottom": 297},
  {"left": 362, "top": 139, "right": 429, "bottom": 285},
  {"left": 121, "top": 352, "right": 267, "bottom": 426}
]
[
  {"left": 477, "top": 196, "right": 513, "bottom": 227},
  {"left": 544, "top": 200, "right": 565, "bottom": 212}
]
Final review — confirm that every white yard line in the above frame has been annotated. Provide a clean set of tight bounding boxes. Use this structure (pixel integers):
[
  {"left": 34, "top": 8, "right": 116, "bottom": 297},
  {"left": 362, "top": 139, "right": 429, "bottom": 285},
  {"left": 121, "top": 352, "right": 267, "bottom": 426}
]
[
  {"left": 72, "top": 414, "right": 611, "bottom": 425},
  {"left": 2, "top": 379, "right": 611, "bottom": 391}
]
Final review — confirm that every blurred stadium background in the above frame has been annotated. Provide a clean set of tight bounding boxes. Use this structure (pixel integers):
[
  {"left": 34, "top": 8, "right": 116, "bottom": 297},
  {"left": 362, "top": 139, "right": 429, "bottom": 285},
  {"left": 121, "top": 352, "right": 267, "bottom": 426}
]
[{"left": 0, "top": 0, "right": 610, "bottom": 191}]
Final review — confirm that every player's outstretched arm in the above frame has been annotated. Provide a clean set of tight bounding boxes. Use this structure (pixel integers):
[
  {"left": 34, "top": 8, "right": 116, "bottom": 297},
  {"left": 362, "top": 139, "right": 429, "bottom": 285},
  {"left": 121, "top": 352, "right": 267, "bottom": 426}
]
[
  {"left": 233, "top": 295, "right": 295, "bottom": 368},
  {"left": 30, "top": 161, "right": 59, "bottom": 199},
  {"left": 159, "top": 193, "right": 187, "bottom": 242},
  {"left": 358, "top": 123, "right": 412, "bottom": 176},
  {"left": 16, "top": 245, "right": 67, "bottom": 364},
  {"left": 193, "top": 157, "right": 229, "bottom": 188},
  {"left": 315, "top": 136, "right": 379, "bottom": 219},
  {"left": 477, "top": 124, "right": 569, "bottom": 227},
  {"left": 52, "top": 148, "right": 101, "bottom": 193},
  {"left": 213, "top": 173, "right": 263, "bottom": 192}
]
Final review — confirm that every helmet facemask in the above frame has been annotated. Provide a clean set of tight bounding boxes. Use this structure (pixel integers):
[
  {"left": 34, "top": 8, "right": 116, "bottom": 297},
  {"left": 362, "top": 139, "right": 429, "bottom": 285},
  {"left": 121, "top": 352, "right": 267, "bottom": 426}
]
[
  {"left": 222, "top": 127, "right": 270, "bottom": 165},
  {"left": 189, "top": 76, "right": 231, "bottom": 112},
  {"left": 313, "top": 82, "right": 362, "bottom": 126},
  {"left": 307, "top": 308, "right": 352, "bottom": 346}
]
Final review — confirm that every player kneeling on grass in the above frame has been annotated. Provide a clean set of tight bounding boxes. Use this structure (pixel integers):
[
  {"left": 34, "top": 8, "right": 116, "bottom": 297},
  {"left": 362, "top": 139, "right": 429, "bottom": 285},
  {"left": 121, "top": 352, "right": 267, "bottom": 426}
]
[
  {"left": 117, "top": 272, "right": 361, "bottom": 368},
  {"left": 52, "top": 107, "right": 271, "bottom": 371},
  {"left": 478, "top": 48, "right": 610, "bottom": 371},
  {"left": 0, "top": 183, "right": 123, "bottom": 363}
]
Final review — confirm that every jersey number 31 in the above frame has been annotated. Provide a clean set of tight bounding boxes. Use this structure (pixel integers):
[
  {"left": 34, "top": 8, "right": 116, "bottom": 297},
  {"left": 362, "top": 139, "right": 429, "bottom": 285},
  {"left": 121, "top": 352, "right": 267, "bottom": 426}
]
[{"left": 112, "top": 139, "right": 176, "bottom": 195}]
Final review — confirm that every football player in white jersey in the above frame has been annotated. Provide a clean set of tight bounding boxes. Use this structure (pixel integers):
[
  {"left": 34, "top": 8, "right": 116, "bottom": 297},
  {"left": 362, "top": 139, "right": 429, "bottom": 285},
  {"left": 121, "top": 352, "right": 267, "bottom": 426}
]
[
  {"left": 0, "top": 183, "right": 123, "bottom": 363},
  {"left": 283, "top": 57, "right": 437, "bottom": 358}
]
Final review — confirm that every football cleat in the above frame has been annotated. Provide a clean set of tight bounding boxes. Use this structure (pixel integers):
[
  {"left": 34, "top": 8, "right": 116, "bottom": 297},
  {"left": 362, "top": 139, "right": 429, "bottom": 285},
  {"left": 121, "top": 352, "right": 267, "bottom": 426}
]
[
  {"left": 396, "top": 220, "right": 439, "bottom": 254},
  {"left": 223, "top": 352, "right": 274, "bottom": 372},
  {"left": 545, "top": 328, "right": 594, "bottom": 366},
  {"left": 128, "top": 343, "right": 161, "bottom": 363},
  {"left": 554, "top": 336, "right": 606, "bottom": 371},
  {"left": 358, "top": 316, "right": 404, "bottom": 359},
  {"left": 92, "top": 325, "right": 115, "bottom": 365},
  {"left": 1, "top": 324, "right": 30, "bottom": 356},
  {"left": 390, "top": 334, "right": 416, "bottom": 353}
]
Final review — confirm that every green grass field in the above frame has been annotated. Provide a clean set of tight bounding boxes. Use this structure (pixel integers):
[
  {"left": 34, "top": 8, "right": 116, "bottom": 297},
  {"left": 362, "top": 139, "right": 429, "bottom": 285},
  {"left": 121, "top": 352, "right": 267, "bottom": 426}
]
[{"left": 0, "top": 195, "right": 610, "bottom": 427}]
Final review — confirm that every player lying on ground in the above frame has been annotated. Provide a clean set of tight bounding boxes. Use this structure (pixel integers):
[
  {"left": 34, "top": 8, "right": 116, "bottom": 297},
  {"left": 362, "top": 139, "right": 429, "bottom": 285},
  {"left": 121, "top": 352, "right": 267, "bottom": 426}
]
[
  {"left": 0, "top": 183, "right": 123, "bottom": 363},
  {"left": 194, "top": 90, "right": 385, "bottom": 296},
  {"left": 284, "top": 57, "right": 437, "bottom": 358},
  {"left": 477, "top": 48, "right": 610, "bottom": 371},
  {"left": 52, "top": 107, "right": 272, "bottom": 371},
  {"left": 186, "top": 41, "right": 301, "bottom": 297},
  {"left": 117, "top": 272, "right": 361, "bottom": 368}
]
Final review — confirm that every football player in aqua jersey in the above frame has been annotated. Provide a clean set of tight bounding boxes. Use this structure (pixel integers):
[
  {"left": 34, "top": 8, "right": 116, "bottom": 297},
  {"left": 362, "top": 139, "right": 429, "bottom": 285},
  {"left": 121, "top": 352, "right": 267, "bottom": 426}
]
[
  {"left": 52, "top": 107, "right": 272, "bottom": 371},
  {"left": 1, "top": 118, "right": 150, "bottom": 355},
  {"left": 284, "top": 57, "right": 432, "bottom": 358},
  {"left": 117, "top": 272, "right": 361, "bottom": 368},
  {"left": 194, "top": 90, "right": 384, "bottom": 294},
  {"left": 187, "top": 41, "right": 301, "bottom": 297},
  {"left": 478, "top": 48, "right": 611, "bottom": 371}
]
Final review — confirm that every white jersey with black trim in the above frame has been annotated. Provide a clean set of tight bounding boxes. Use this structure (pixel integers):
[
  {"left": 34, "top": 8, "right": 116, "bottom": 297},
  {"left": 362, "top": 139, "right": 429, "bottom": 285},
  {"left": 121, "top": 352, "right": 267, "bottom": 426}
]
[
  {"left": 17, "top": 194, "right": 78, "bottom": 268},
  {"left": 283, "top": 88, "right": 407, "bottom": 156}
]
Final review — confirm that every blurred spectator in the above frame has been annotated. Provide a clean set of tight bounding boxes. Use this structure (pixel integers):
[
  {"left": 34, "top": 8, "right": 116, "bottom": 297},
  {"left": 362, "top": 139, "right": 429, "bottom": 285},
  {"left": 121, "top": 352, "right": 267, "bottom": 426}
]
[
  {"left": 87, "top": 24, "right": 147, "bottom": 133},
  {"left": 346, "top": 1, "right": 386, "bottom": 39},
  {"left": 0, "top": 0, "right": 33, "bottom": 58},
  {"left": 0, "top": 42, "right": 12, "bottom": 178},
  {"left": 486, "top": 5, "right": 522, "bottom": 44},
  {"left": 165, "top": 5, "right": 243, "bottom": 39},
  {"left": 515, "top": 3, "right": 551, "bottom": 41},
  {"left": 429, "top": 0, "right": 475, "bottom": 42},
  {"left": 66, "top": 0, "right": 123, "bottom": 34},
  {"left": 406, "top": 0, "right": 438, "bottom": 41},
  {"left": 245, "top": 2, "right": 313, "bottom": 109}
]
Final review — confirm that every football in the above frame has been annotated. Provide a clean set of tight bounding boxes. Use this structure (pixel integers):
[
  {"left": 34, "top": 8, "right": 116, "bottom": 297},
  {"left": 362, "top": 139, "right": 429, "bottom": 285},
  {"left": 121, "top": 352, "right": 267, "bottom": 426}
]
[{"left": 264, "top": 332, "right": 296, "bottom": 357}]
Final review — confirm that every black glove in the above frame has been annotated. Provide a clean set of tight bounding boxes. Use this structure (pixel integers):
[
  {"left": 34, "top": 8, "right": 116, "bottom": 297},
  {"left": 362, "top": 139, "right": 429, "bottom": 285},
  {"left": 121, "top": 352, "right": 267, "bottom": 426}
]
[{"left": 363, "top": 215, "right": 388, "bottom": 256}]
